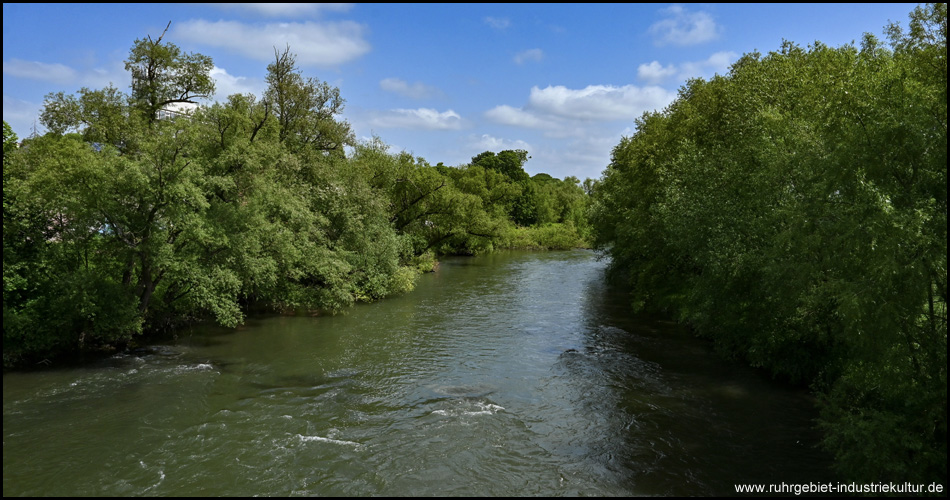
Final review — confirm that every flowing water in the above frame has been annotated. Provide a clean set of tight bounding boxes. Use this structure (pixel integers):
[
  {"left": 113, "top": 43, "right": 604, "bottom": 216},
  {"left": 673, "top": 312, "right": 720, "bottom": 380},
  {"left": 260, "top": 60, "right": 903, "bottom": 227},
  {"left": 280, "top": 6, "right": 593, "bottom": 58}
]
[{"left": 3, "top": 250, "right": 832, "bottom": 496}]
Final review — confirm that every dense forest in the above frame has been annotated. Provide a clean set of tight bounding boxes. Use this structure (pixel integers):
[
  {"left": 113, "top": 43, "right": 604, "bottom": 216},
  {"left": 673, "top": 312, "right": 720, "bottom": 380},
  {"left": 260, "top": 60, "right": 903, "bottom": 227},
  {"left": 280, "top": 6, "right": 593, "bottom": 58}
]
[
  {"left": 590, "top": 3, "right": 946, "bottom": 487},
  {"left": 2, "top": 30, "right": 590, "bottom": 368}
]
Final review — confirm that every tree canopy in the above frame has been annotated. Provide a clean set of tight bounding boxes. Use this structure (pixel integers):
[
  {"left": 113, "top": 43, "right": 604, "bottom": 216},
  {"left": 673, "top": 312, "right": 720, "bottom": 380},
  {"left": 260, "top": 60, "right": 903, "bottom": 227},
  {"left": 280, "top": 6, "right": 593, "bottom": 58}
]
[
  {"left": 3, "top": 26, "right": 591, "bottom": 368},
  {"left": 590, "top": 3, "right": 946, "bottom": 485}
]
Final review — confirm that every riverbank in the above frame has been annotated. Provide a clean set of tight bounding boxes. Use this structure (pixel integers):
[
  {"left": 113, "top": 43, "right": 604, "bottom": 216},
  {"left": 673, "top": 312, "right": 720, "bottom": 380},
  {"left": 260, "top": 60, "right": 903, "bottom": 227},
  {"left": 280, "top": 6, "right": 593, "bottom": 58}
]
[{"left": 3, "top": 250, "right": 833, "bottom": 496}]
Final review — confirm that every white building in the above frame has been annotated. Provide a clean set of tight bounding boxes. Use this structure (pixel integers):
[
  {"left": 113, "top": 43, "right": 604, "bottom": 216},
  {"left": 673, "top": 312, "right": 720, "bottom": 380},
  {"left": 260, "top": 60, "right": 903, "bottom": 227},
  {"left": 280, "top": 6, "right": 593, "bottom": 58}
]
[{"left": 156, "top": 101, "right": 198, "bottom": 120}]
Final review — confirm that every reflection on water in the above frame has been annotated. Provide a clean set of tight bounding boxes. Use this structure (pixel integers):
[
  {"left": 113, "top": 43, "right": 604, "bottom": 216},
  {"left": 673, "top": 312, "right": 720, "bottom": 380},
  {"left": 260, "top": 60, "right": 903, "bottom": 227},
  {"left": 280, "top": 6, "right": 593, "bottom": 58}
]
[{"left": 3, "top": 250, "right": 832, "bottom": 496}]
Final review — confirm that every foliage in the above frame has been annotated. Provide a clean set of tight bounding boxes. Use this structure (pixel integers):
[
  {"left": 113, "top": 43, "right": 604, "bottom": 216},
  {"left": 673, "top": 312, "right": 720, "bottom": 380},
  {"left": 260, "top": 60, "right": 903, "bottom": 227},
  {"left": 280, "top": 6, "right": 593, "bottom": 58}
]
[
  {"left": 470, "top": 149, "right": 530, "bottom": 183},
  {"left": 40, "top": 86, "right": 134, "bottom": 148},
  {"left": 590, "top": 3, "right": 946, "bottom": 485},
  {"left": 125, "top": 21, "right": 215, "bottom": 124},
  {"left": 265, "top": 46, "right": 353, "bottom": 154},
  {"left": 3, "top": 27, "right": 592, "bottom": 367},
  {"left": 498, "top": 223, "right": 589, "bottom": 250}
]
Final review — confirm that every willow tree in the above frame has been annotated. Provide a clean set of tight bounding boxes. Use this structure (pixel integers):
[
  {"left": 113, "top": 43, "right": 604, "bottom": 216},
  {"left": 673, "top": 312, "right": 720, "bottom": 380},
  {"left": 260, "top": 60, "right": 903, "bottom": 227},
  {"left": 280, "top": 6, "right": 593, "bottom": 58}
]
[
  {"left": 264, "top": 46, "right": 353, "bottom": 155},
  {"left": 4, "top": 34, "right": 401, "bottom": 365},
  {"left": 590, "top": 3, "right": 946, "bottom": 483}
]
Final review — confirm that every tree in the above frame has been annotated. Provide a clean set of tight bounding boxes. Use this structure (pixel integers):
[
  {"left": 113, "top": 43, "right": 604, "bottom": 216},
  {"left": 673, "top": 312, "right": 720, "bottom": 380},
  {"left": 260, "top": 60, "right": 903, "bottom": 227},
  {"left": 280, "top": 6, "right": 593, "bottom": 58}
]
[
  {"left": 40, "top": 86, "right": 132, "bottom": 148},
  {"left": 3, "top": 120, "right": 16, "bottom": 155},
  {"left": 349, "top": 139, "right": 514, "bottom": 257},
  {"left": 470, "top": 149, "right": 530, "bottom": 183},
  {"left": 590, "top": 3, "right": 946, "bottom": 483},
  {"left": 5, "top": 32, "right": 378, "bottom": 364},
  {"left": 265, "top": 46, "right": 353, "bottom": 155},
  {"left": 125, "top": 21, "right": 215, "bottom": 124}
]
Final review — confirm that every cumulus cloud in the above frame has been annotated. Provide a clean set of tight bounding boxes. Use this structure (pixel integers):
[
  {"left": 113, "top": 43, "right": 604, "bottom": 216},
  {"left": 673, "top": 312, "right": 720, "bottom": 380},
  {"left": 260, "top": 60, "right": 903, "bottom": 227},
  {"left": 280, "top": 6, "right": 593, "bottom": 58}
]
[
  {"left": 470, "top": 134, "right": 531, "bottom": 153},
  {"left": 210, "top": 66, "right": 266, "bottom": 100},
  {"left": 638, "top": 51, "right": 738, "bottom": 84},
  {"left": 484, "top": 17, "right": 510, "bottom": 30},
  {"left": 648, "top": 5, "right": 720, "bottom": 46},
  {"left": 379, "top": 77, "right": 444, "bottom": 100},
  {"left": 368, "top": 108, "right": 463, "bottom": 130},
  {"left": 677, "top": 51, "right": 736, "bottom": 79},
  {"left": 478, "top": 92, "right": 662, "bottom": 180},
  {"left": 173, "top": 20, "right": 370, "bottom": 67},
  {"left": 212, "top": 3, "right": 354, "bottom": 17},
  {"left": 514, "top": 49, "right": 544, "bottom": 65},
  {"left": 637, "top": 61, "right": 678, "bottom": 85},
  {"left": 484, "top": 105, "right": 556, "bottom": 129},
  {"left": 481, "top": 83, "right": 675, "bottom": 175},
  {"left": 527, "top": 84, "right": 677, "bottom": 122}
]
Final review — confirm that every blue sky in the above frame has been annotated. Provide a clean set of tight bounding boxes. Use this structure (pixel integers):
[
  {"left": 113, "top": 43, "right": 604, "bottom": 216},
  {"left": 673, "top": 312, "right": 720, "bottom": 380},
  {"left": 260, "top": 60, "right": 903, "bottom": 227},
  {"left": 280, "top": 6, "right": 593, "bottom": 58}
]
[{"left": 3, "top": 3, "right": 918, "bottom": 181}]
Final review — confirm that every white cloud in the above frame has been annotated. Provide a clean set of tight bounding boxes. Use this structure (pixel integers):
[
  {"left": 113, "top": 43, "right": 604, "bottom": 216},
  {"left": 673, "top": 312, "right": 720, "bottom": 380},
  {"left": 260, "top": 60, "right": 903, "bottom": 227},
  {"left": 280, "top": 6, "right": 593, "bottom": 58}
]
[
  {"left": 514, "top": 49, "right": 544, "bottom": 65},
  {"left": 369, "top": 108, "right": 463, "bottom": 130},
  {"left": 469, "top": 134, "right": 531, "bottom": 153},
  {"left": 484, "top": 105, "right": 555, "bottom": 129},
  {"left": 527, "top": 84, "right": 676, "bottom": 122},
  {"left": 379, "top": 77, "right": 443, "bottom": 100},
  {"left": 677, "top": 51, "right": 736, "bottom": 79},
  {"left": 480, "top": 84, "right": 675, "bottom": 177},
  {"left": 210, "top": 66, "right": 266, "bottom": 100},
  {"left": 173, "top": 20, "right": 370, "bottom": 67},
  {"left": 648, "top": 5, "right": 720, "bottom": 46},
  {"left": 2, "top": 59, "right": 127, "bottom": 90},
  {"left": 213, "top": 3, "right": 354, "bottom": 17},
  {"left": 638, "top": 51, "right": 738, "bottom": 84},
  {"left": 637, "top": 61, "right": 678, "bottom": 85},
  {"left": 3, "top": 59, "right": 77, "bottom": 85},
  {"left": 484, "top": 17, "right": 510, "bottom": 30}
]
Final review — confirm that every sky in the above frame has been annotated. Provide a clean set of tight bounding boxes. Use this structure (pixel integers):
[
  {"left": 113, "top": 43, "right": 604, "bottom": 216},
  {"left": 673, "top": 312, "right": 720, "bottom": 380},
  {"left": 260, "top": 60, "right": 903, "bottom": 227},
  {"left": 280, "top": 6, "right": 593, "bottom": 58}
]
[{"left": 3, "top": 3, "right": 920, "bottom": 181}]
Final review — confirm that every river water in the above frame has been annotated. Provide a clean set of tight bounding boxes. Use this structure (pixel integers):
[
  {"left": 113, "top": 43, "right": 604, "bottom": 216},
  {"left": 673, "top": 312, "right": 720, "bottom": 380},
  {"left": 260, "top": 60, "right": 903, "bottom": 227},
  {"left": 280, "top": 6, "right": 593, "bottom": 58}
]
[{"left": 3, "top": 250, "right": 832, "bottom": 496}]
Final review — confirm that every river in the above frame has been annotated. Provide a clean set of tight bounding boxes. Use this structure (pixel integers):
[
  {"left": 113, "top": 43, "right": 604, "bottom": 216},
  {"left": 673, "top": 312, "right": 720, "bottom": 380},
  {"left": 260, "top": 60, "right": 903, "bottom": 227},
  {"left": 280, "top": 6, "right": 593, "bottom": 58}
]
[{"left": 3, "top": 250, "right": 833, "bottom": 496}]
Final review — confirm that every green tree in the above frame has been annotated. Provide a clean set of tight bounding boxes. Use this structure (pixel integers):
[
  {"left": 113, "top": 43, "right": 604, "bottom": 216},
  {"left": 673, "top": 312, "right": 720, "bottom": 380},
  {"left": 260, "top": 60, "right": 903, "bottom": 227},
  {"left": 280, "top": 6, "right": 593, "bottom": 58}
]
[
  {"left": 470, "top": 149, "right": 530, "bottom": 183},
  {"left": 2, "top": 120, "right": 16, "bottom": 155},
  {"left": 4, "top": 133, "right": 146, "bottom": 361},
  {"left": 265, "top": 46, "right": 353, "bottom": 155},
  {"left": 590, "top": 3, "right": 946, "bottom": 483},
  {"left": 40, "top": 86, "right": 132, "bottom": 148},
  {"left": 125, "top": 21, "right": 215, "bottom": 124},
  {"left": 350, "top": 139, "right": 514, "bottom": 257},
  {"left": 471, "top": 149, "right": 543, "bottom": 226},
  {"left": 4, "top": 33, "right": 391, "bottom": 364}
]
